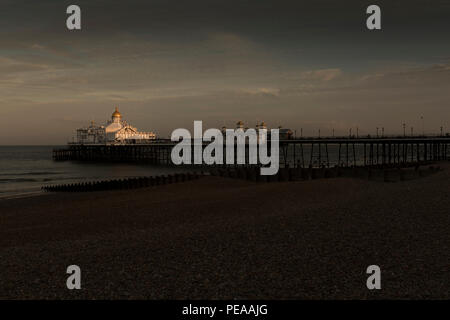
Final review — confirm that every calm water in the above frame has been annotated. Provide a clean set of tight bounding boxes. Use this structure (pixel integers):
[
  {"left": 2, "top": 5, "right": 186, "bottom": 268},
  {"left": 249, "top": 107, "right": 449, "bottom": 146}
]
[{"left": 0, "top": 146, "right": 192, "bottom": 198}]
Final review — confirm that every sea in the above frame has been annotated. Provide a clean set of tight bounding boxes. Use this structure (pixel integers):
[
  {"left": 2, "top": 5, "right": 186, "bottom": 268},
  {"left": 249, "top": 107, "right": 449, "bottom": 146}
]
[{"left": 0, "top": 146, "right": 193, "bottom": 199}]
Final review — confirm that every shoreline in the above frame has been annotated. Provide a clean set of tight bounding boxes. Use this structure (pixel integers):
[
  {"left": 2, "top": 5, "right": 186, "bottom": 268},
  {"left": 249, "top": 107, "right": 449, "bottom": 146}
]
[{"left": 0, "top": 190, "right": 47, "bottom": 201}]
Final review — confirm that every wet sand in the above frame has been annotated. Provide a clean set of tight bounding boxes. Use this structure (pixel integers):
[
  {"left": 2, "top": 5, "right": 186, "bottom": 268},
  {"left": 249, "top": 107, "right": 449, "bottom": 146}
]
[{"left": 0, "top": 163, "right": 449, "bottom": 299}]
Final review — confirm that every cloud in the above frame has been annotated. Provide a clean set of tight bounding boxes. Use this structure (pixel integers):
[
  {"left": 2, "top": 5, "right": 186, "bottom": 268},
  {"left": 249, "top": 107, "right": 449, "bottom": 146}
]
[
  {"left": 240, "top": 87, "right": 280, "bottom": 97},
  {"left": 357, "top": 63, "right": 450, "bottom": 88},
  {"left": 0, "top": 57, "right": 49, "bottom": 74},
  {"left": 300, "top": 68, "right": 342, "bottom": 81}
]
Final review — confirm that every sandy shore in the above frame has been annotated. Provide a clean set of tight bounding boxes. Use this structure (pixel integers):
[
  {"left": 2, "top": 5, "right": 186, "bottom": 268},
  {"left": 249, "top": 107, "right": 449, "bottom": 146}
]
[{"left": 0, "top": 163, "right": 449, "bottom": 299}]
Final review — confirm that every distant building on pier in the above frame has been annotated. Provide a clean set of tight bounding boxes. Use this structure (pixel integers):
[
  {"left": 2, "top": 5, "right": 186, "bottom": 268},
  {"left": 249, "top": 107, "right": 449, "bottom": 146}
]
[
  {"left": 75, "top": 107, "right": 156, "bottom": 144},
  {"left": 225, "top": 121, "right": 293, "bottom": 140}
]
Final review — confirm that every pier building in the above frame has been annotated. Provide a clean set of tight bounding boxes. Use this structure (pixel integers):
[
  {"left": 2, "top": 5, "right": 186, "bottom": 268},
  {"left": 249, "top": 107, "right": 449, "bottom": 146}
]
[{"left": 75, "top": 107, "right": 156, "bottom": 144}]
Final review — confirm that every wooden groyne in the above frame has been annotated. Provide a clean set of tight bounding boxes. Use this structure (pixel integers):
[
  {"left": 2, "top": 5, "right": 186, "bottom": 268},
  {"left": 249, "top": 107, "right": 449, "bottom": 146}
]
[
  {"left": 42, "top": 172, "right": 201, "bottom": 192},
  {"left": 41, "top": 163, "right": 442, "bottom": 193}
]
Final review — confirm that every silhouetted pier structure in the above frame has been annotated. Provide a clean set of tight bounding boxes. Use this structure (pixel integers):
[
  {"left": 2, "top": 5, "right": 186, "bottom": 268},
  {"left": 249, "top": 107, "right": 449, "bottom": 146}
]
[
  {"left": 53, "top": 137, "right": 450, "bottom": 168},
  {"left": 281, "top": 137, "right": 450, "bottom": 167}
]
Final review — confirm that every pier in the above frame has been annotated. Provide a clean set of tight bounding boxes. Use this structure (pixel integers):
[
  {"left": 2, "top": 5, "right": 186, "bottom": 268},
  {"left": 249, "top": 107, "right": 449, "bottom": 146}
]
[
  {"left": 53, "top": 136, "right": 450, "bottom": 167},
  {"left": 280, "top": 137, "right": 450, "bottom": 167}
]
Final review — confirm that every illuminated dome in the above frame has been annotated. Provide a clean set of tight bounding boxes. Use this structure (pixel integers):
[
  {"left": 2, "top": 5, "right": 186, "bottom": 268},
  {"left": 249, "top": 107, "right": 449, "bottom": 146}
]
[{"left": 112, "top": 107, "right": 122, "bottom": 118}]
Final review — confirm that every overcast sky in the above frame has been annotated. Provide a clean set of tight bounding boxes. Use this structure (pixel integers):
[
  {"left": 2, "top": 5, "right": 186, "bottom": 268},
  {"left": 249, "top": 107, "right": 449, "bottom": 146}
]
[{"left": 0, "top": 0, "right": 449, "bottom": 144}]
